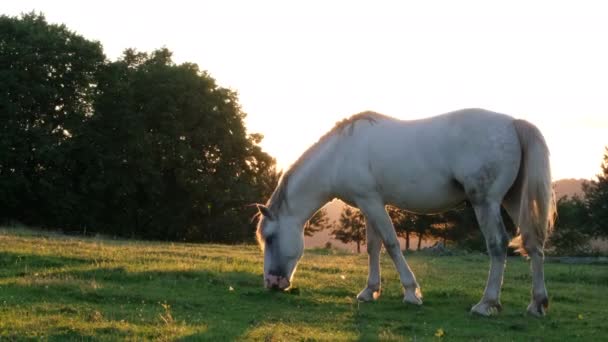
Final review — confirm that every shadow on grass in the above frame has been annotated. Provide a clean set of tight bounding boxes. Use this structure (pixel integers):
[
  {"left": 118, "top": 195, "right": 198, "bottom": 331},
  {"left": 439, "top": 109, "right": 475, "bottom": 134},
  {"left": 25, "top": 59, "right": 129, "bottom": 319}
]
[
  {"left": 0, "top": 251, "right": 90, "bottom": 277},
  {"left": 2, "top": 250, "right": 607, "bottom": 340},
  {"left": 2, "top": 264, "right": 446, "bottom": 340},
  {"left": 0, "top": 256, "right": 531, "bottom": 340},
  {"left": 0, "top": 259, "right": 358, "bottom": 340}
]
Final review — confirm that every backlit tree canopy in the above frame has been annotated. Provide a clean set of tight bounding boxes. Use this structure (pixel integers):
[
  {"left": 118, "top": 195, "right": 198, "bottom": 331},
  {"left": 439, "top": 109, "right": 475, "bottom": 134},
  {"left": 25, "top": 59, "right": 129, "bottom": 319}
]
[{"left": 0, "top": 13, "right": 276, "bottom": 242}]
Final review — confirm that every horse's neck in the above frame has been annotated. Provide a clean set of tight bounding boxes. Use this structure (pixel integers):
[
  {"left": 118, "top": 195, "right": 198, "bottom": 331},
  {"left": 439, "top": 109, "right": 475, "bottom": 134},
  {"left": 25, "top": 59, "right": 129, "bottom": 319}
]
[{"left": 283, "top": 142, "right": 336, "bottom": 224}]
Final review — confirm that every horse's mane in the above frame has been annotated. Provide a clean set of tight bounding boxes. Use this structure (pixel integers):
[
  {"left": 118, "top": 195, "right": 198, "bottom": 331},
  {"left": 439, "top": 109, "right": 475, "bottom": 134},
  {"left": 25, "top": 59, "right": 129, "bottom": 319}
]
[{"left": 266, "top": 111, "right": 389, "bottom": 213}]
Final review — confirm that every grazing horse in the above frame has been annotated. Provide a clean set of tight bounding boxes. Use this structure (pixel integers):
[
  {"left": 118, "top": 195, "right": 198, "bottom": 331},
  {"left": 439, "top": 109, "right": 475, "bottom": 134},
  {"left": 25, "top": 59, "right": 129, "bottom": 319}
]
[{"left": 255, "top": 108, "right": 555, "bottom": 316}]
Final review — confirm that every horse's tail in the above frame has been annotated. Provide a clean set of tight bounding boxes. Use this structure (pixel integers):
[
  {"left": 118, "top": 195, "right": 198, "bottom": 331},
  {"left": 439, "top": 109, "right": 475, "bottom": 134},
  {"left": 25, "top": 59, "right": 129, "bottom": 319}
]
[{"left": 507, "top": 119, "right": 556, "bottom": 256}]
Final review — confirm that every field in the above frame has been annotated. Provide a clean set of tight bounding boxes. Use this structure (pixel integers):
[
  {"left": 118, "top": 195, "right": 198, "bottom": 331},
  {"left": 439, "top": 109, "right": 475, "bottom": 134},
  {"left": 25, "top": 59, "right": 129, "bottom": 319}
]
[{"left": 0, "top": 229, "right": 606, "bottom": 341}]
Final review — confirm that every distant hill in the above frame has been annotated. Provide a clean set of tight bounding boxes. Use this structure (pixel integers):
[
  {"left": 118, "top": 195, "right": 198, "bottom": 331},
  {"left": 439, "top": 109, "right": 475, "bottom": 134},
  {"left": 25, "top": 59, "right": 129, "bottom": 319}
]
[
  {"left": 553, "top": 178, "right": 586, "bottom": 199},
  {"left": 305, "top": 200, "right": 361, "bottom": 251}
]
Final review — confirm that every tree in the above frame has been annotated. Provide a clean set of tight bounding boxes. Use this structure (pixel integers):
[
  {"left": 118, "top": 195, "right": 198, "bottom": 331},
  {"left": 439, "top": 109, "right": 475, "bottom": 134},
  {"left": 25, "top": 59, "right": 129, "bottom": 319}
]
[
  {"left": 437, "top": 203, "right": 485, "bottom": 251},
  {"left": 305, "top": 208, "right": 331, "bottom": 237},
  {"left": 548, "top": 195, "right": 591, "bottom": 255},
  {"left": 0, "top": 13, "right": 105, "bottom": 227},
  {"left": 388, "top": 204, "right": 482, "bottom": 252},
  {"left": 332, "top": 206, "right": 366, "bottom": 253},
  {"left": 583, "top": 146, "right": 608, "bottom": 238},
  {"left": 81, "top": 48, "right": 276, "bottom": 242},
  {"left": 410, "top": 214, "right": 438, "bottom": 250},
  {"left": 0, "top": 13, "right": 277, "bottom": 242}
]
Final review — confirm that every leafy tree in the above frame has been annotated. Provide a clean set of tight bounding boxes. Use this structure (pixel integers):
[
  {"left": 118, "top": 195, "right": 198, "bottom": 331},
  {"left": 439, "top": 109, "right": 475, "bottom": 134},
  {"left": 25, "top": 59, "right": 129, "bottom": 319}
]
[
  {"left": 305, "top": 208, "right": 330, "bottom": 237},
  {"left": 332, "top": 206, "right": 366, "bottom": 253},
  {"left": 82, "top": 48, "right": 275, "bottom": 242},
  {"left": 0, "top": 12, "right": 104, "bottom": 227},
  {"left": 0, "top": 11, "right": 276, "bottom": 242},
  {"left": 436, "top": 203, "right": 485, "bottom": 251},
  {"left": 247, "top": 137, "right": 281, "bottom": 202},
  {"left": 432, "top": 202, "right": 517, "bottom": 253},
  {"left": 410, "top": 214, "right": 439, "bottom": 250},
  {"left": 548, "top": 195, "right": 591, "bottom": 255},
  {"left": 388, "top": 204, "right": 482, "bottom": 252},
  {"left": 388, "top": 209, "right": 444, "bottom": 251},
  {"left": 583, "top": 146, "right": 608, "bottom": 238}
]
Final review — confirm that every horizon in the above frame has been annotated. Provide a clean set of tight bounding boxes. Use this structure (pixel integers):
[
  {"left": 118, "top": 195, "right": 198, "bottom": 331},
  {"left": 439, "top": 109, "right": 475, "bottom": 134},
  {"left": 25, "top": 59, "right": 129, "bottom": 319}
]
[{"left": 2, "top": 1, "right": 607, "bottom": 180}]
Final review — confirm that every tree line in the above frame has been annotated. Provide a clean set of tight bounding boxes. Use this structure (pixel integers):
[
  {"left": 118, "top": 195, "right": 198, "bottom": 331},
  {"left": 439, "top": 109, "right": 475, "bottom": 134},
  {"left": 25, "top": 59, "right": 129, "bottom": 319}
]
[
  {"left": 309, "top": 148, "right": 608, "bottom": 255},
  {"left": 3, "top": 13, "right": 606, "bottom": 251},
  {"left": 308, "top": 202, "right": 490, "bottom": 253},
  {"left": 547, "top": 148, "right": 608, "bottom": 255},
  {"left": 0, "top": 13, "right": 277, "bottom": 242}
]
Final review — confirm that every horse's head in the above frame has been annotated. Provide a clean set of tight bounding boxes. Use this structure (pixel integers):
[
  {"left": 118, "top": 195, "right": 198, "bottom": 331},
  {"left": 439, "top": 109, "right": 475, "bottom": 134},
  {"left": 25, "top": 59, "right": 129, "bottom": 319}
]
[{"left": 255, "top": 204, "right": 304, "bottom": 291}]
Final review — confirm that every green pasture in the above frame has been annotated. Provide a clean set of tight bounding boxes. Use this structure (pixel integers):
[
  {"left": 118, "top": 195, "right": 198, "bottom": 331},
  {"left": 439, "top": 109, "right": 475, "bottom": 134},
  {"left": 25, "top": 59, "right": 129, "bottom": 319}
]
[{"left": 0, "top": 228, "right": 605, "bottom": 341}]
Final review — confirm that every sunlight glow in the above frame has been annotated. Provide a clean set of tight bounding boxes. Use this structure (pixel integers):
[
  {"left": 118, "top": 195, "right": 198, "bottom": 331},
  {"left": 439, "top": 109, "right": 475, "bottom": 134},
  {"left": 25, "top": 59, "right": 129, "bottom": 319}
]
[{"left": 3, "top": 0, "right": 607, "bottom": 180}]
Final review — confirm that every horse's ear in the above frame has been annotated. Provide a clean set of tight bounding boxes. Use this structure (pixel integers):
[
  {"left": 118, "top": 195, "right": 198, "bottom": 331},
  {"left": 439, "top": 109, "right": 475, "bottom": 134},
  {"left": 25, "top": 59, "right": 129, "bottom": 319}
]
[{"left": 257, "top": 204, "right": 274, "bottom": 220}]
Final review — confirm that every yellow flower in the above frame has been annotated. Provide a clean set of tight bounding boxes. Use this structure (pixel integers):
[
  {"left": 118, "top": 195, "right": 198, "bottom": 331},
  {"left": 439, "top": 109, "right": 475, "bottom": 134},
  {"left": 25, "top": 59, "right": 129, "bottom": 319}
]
[
  {"left": 435, "top": 328, "right": 445, "bottom": 338},
  {"left": 578, "top": 314, "right": 584, "bottom": 320}
]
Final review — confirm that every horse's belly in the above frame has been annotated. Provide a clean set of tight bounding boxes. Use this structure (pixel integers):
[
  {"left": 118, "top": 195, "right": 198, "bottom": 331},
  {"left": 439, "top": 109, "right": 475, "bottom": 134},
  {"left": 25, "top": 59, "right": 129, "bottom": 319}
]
[{"left": 381, "top": 177, "right": 466, "bottom": 214}]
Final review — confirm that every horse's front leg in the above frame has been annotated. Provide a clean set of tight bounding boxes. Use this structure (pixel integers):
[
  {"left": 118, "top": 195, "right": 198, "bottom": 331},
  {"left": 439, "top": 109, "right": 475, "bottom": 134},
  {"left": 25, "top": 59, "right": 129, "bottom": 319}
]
[
  {"left": 357, "top": 221, "right": 382, "bottom": 302},
  {"left": 357, "top": 198, "right": 422, "bottom": 305},
  {"left": 470, "top": 201, "right": 509, "bottom": 316}
]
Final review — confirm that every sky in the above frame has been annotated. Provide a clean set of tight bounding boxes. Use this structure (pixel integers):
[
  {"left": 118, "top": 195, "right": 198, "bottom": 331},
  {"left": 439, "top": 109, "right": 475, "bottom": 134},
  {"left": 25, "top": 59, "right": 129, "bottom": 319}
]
[{"left": 3, "top": 1, "right": 607, "bottom": 180}]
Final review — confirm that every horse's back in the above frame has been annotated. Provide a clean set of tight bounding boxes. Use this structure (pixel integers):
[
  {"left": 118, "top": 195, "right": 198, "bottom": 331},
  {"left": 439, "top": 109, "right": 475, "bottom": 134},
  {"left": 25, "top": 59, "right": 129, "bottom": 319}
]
[{"left": 334, "top": 108, "right": 522, "bottom": 212}]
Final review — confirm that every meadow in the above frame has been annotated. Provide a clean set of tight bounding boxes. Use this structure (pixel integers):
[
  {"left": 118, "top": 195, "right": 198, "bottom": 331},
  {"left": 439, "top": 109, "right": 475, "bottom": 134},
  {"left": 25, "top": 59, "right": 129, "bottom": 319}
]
[{"left": 0, "top": 228, "right": 606, "bottom": 341}]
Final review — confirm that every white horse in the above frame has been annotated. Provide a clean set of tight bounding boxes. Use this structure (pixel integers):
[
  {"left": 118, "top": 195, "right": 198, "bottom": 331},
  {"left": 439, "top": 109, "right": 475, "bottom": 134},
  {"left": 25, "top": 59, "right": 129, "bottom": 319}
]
[{"left": 255, "top": 108, "right": 555, "bottom": 316}]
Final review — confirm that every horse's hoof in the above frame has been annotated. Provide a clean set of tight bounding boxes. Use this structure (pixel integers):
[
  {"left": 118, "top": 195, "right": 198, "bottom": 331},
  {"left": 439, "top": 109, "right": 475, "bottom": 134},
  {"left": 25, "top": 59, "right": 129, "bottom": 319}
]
[
  {"left": 403, "top": 287, "right": 423, "bottom": 305},
  {"left": 357, "top": 287, "right": 381, "bottom": 302},
  {"left": 471, "top": 301, "right": 502, "bottom": 316},
  {"left": 527, "top": 297, "right": 548, "bottom": 317}
]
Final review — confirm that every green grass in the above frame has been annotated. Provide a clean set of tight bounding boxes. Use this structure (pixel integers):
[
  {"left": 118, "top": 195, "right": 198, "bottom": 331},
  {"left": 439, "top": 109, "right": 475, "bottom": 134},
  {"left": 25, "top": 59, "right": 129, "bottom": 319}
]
[{"left": 0, "top": 228, "right": 606, "bottom": 341}]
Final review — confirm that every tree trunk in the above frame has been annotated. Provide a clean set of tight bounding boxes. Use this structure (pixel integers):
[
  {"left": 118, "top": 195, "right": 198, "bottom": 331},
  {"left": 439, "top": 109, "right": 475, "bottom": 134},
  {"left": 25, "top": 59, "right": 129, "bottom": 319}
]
[
  {"left": 356, "top": 240, "right": 361, "bottom": 253},
  {"left": 417, "top": 232, "right": 423, "bottom": 250},
  {"left": 405, "top": 231, "right": 410, "bottom": 251}
]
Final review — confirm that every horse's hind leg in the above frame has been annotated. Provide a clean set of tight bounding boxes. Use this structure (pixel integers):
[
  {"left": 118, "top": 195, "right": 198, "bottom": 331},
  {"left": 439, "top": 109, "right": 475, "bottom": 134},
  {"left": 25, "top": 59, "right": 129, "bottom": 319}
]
[
  {"left": 357, "top": 221, "right": 382, "bottom": 302},
  {"left": 503, "top": 196, "right": 549, "bottom": 316},
  {"left": 525, "top": 245, "right": 548, "bottom": 316},
  {"left": 470, "top": 201, "right": 509, "bottom": 316},
  {"left": 356, "top": 198, "right": 422, "bottom": 305}
]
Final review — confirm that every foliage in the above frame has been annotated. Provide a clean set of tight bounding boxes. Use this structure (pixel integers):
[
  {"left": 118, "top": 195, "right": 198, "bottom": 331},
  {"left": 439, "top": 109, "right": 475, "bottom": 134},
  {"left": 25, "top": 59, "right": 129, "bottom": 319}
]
[
  {"left": 409, "top": 214, "right": 441, "bottom": 250},
  {"left": 437, "top": 203, "right": 486, "bottom": 251},
  {"left": 549, "top": 147, "right": 608, "bottom": 255},
  {"left": 0, "top": 13, "right": 276, "bottom": 242},
  {"left": 583, "top": 146, "right": 608, "bottom": 238},
  {"left": 548, "top": 195, "right": 591, "bottom": 255},
  {"left": 304, "top": 208, "right": 331, "bottom": 237},
  {"left": 79, "top": 48, "right": 275, "bottom": 242},
  {"left": 0, "top": 12, "right": 104, "bottom": 227},
  {"left": 0, "top": 229, "right": 606, "bottom": 340},
  {"left": 386, "top": 206, "right": 445, "bottom": 251},
  {"left": 387, "top": 204, "right": 487, "bottom": 252},
  {"left": 332, "top": 206, "right": 366, "bottom": 253}
]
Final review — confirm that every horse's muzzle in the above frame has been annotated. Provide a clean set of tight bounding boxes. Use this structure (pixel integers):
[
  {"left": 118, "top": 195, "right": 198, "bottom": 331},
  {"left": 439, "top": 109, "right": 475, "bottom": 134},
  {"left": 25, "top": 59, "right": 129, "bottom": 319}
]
[{"left": 265, "top": 274, "right": 290, "bottom": 290}]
